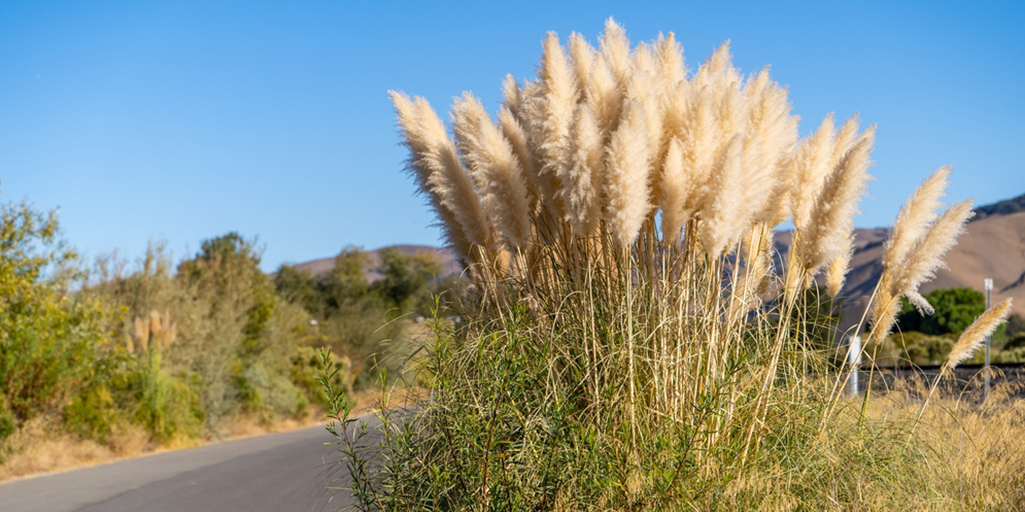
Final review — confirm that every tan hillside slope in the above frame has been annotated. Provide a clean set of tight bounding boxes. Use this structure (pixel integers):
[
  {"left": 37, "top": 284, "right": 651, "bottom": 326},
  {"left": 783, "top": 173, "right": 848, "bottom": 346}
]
[
  {"left": 923, "top": 210, "right": 1025, "bottom": 313},
  {"left": 772, "top": 206, "right": 1025, "bottom": 329},
  {"left": 285, "top": 244, "right": 459, "bottom": 282},
  {"left": 289, "top": 206, "right": 1024, "bottom": 320},
  {"left": 822, "top": 210, "right": 1025, "bottom": 325}
]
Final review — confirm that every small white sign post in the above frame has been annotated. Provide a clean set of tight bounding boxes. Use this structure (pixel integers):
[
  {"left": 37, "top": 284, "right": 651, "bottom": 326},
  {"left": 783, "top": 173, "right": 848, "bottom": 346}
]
[{"left": 848, "top": 335, "right": 862, "bottom": 397}]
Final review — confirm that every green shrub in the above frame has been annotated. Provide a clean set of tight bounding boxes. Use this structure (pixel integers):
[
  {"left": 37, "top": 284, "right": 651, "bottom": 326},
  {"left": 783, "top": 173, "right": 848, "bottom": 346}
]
[
  {"left": 0, "top": 199, "right": 110, "bottom": 423},
  {"left": 64, "top": 382, "right": 121, "bottom": 444},
  {"left": 895, "top": 287, "right": 986, "bottom": 336},
  {"left": 994, "top": 347, "right": 1025, "bottom": 363},
  {"left": 134, "top": 351, "right": 203, "bottom": 442},
  {"left": 889, "top": 331, "right": 956, "bottom": 366},
  {"left": 291, "top": 346, "right": 351, "bottom": 409},
  {"left": 235, "top": 362, "right": 306, "bottom": 420},
  {"left": 0, "top": 405, "right": 14, "bottom": 442}
]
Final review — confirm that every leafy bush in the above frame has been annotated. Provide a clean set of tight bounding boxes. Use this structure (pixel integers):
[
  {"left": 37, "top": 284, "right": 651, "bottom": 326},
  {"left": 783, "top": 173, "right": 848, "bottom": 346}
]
[
  {"left": 889, "top": 331, "right": 956, "bottom": 366},
  {"left": 64, "top": 381, "right": 121, "bottom": 444},
  {"left": 0, "top": 199, "right": 111, "bottom": 424},
  {"left": 291, "top": 346, "right": 351, "bottom": 409},
  {"left": 133, "top": 351, "right": 203, "bottom": 443},
  {"left": 895, "top": 287, "right": 986, "bottom": 335},
  {"left": 275, "top": 245, "right": 444, "bottom": 388}
]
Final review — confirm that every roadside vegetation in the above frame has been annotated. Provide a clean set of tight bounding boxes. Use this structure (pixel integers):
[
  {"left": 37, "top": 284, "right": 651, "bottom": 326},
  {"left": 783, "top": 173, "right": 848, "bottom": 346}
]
[
  {"left": 0, "top": 199, "right": 445, "bottom": 479},
  {"left": 323, "top": 19, "right": 1024, "bottom": 510},
  {"left": 874, "top": 286, "right": 1025, "bottom": 366}
]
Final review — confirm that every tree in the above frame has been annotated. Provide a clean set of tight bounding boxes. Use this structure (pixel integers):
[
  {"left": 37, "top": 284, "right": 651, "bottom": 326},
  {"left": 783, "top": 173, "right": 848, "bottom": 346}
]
[
  {"left": 273, "top": 264, "right": 321, "bottom": 315},
  {"left": 319, "top": 246, "right": 371, "bottom": 316},
  {"left": 0, "top": 199, "right": 104, "bottom": 425},
  {"left": 372, "top": 248, "right": 442, "bottom": 313},
  {"left": 178, "top": 232, "right": 275, "bottom": 360},
  {"left": 895, "top": 287, "right": 985, "bottom": 336}
]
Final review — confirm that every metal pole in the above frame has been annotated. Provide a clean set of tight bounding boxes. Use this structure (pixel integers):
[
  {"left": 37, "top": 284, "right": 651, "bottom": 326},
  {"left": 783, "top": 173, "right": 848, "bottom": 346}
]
[
  {"left": 848, "top": 335, "right": 862, "bottom": 397},
  {"left": 984, "top": 278, "right": 993, "bottom": 399}
]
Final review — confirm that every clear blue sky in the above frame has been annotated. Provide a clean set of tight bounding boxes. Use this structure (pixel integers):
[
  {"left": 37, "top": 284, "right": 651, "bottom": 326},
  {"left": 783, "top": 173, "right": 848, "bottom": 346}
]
[{"left": 2, "top": 1, "right": 1023, "bottom": 271}]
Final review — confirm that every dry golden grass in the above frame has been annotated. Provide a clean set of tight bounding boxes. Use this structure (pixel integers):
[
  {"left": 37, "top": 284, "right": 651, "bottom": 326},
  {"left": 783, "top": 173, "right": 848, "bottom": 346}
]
[
  {"left": 862, "top": 376, "right": 1025, "bottom": 511},
  {"left": 0, "top": 417, "right": 153, "bottom": 481}
]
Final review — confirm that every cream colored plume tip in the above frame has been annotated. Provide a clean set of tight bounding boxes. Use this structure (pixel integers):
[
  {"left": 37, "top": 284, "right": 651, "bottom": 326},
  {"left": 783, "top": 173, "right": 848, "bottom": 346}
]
[{"left": 943, "top": 298, "right": 1013, "bottom": 373}]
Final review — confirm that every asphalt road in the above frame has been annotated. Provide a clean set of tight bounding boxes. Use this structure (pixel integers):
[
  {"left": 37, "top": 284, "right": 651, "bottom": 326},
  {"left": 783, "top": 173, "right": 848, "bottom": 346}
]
[{"left": 0, "top": 421, "right": 364, "bottom": 512}]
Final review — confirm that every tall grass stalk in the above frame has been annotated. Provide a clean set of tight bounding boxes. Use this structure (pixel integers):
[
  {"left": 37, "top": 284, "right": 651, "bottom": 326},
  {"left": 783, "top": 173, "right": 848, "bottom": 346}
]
[{"left": 329, "top": 19, "right": 997, "bottom": 510}]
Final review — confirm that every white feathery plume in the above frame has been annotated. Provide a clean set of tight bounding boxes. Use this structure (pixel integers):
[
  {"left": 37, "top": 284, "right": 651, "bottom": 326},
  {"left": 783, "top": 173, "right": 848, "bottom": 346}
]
[
  {"left": 627, "top": 43, "right": 665, "bottom": 193},
  {"left": 698, "top": 134, "right": 746, "bottom": 256},
  {"left": 944, "top": 298, "right": 1013, "bottom": 374},
  {"left": 795, "top": 126, "right": 875, "bottom": 273},
  {"left": 520, "top": 75, "right": 566, "bottom": 220},
  {"left": 889, "top": 199, "right": 975, "bottom": 310},
  {"left": 587, "top": 53, "right": 624, "bottom": 136},
  {"left": 826, "top": 234, "right": 854, "bottom": 298},
  {"left": 561, "top": 102, "right": 604, "bottom": 236},
  {"left": 693, "top": 41, "right": 739, "bottom": 93},
  {"left": 882, "top": 166, "right": 951, "bottom": 272},
  {"left": 390, "top": 91, "right": 488, "bottom": 261},
  {"left": 751, "top": 78, "right": 799, "bottom": 226},
  {"left": 502, "top": 74, "right": 523, "bottom": 122},
  {"left": 760, "top": 149, "right": 797, "bottom": 227},
  {"left": 498, "top": 106, "right": 539, "bottom": 199},
  {"left": 791, "top": 114, "right": 837, "bottom": 231},
  {"left": 535, "top": 32, "right": 577, "bottom": 176},
  {"left": 412, "top": 96, "right": 493, "bottom": 252},
  {"left": 905, "top": 291, "right": 934, "bottom": 315},
  {"left": 453, "top": 93, "right": 533, "bottom": 249},
  {"left": 598, "top": 18, "right": 631, "bottom": 88},
  {"left": 739, "top": 69, "right": 779, "bottom": 227},
  {"left": 604, "top": 99, "right": 653, "bottom": 248},
  {"left": 568, "top": 32, "right": 595, "bottom": 102},
  {"left": 679, "top": 86, "right": 720, "bottom": 218},
  {"left": 831, "top": 115, "right": 860, "bottom": 170},
  {"left": 717, "top": 77, "right": 749, "bottom": 148},
  {"left": 655, "top": 32, "right": 686, "bottom": 91},
  {"left": 658, "top": 137, "right": 691, "bottom": 243},
  {"left": 629, "top": 44, "right": 664, "bottom": 147}
]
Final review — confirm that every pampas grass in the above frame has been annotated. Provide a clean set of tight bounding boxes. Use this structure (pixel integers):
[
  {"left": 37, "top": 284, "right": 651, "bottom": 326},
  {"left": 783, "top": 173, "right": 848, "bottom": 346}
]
[
  {"left": 795, "top": 126, "right": 875, "bottom": 274},
  {"left": 889, "top": 198, "right": 974, "bottom": 318},
  {"left": 869, "top": 167, "right": 969, "bottom": 341},
  {"left": 368, "top": 19, "right": 1004, "bottom": 510},
  {"left": 562, "top": 102, "right": 603, "bottom": 236},
  {"left": 884, "top": 165, "right": 951, "bottom": 272},
  {"left": 605, "top": 99, "right": 654, "bottom": 248},
  {"left": 452, "top": 93, "right": 532, "bottom": 249},
  {"left": 944, "top": 298, "right": 1013, "bottom": 373},
  {"left": 792, "top": 114, "right": 837, "bottom": 232}
]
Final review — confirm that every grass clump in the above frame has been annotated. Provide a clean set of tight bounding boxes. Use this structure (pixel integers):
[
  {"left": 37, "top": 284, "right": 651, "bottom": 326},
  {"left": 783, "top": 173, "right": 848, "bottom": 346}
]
[{"left": 324, "top": 18, "right": 1020, "bottom": 510}]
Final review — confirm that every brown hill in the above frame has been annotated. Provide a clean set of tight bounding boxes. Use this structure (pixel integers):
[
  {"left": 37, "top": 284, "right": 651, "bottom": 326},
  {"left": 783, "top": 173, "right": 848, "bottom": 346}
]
[
  {"left": 286, "top": 244, "right": 459, "bottom": 283},
  {"left": 291, "top": 196, "right": 1025, "bottom": 322},
  {"left": 774, "top": 209, "right": 1025, "bottom": 330},
  {"left": 972, "top": 192, "right": 1025, "bottom": 222}
]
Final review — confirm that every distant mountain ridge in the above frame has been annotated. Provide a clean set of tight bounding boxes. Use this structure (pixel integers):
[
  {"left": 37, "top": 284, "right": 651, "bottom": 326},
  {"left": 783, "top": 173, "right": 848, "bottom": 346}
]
[
  {"left": 972, "top": 192, "right": 1025, "bottom": 222},
  {"left": 288, "top": 192, "right": 1025, "bottom": 320},
  {"left": 284, "top": 244, "right": 459, "bottom": 283},
  {"left": 775, "top": 193, "right": 1025, "bottom": 325}
]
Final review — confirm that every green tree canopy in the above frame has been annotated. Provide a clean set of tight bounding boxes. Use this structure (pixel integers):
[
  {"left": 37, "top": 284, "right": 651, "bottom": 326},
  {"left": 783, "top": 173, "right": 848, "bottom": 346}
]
[
  {"left": 0, "top": 199, "right": 104, "bottom": 424},
  {"left": 895, "top": 287, "right": 986, "bottom": 335},
  {"left": 372, "top": 248, "right": 442, "bottom": 313}
]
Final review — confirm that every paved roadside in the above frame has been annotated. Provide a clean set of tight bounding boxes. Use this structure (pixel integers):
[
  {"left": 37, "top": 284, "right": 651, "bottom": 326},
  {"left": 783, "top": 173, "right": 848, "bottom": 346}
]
[{"left": 0, "top": 423, "right": 354, "bottom": 512}]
